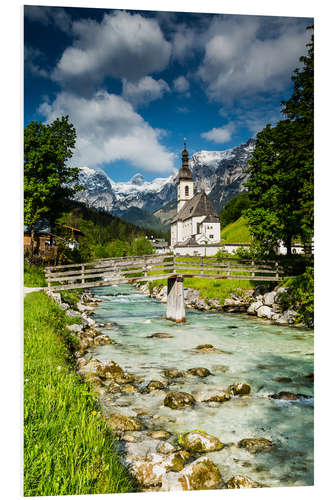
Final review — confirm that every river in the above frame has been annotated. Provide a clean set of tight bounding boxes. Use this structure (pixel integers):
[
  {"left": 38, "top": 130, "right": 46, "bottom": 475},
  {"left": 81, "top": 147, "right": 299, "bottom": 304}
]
[{"left": 87, "top": 283, "right": 314, "bottom": 489}]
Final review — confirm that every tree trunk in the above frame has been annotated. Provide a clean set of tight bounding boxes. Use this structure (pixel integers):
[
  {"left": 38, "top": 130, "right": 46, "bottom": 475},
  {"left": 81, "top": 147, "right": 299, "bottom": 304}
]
[{"left": 285, "top": 237, "right": 292, "bottom": 256}]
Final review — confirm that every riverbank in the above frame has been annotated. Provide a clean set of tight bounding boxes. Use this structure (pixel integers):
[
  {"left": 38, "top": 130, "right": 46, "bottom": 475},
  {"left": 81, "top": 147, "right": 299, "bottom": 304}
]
[
  {"left": 24, "top": 291, "right": 135, "bottom": 496},
  {"left": 141, "top": 281, "right": 307, "bottom": 327}
]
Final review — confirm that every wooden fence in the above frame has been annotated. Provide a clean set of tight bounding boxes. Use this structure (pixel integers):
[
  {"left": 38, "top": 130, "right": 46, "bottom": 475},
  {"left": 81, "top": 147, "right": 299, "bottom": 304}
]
[{"left": 45, "top": 254, "right": 286, "bottom": 291}]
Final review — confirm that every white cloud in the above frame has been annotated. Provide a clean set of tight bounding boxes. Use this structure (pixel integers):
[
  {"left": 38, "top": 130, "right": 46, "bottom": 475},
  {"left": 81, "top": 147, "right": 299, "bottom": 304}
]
[
  {"left": 24, "top": 6, "right": 72, "bottom": 32},
  {"left": 122, "top": 76, "right": 170, "bottom": 107},
  {"left": 173, "top": 76, "right": 190, "bottom": 93},
  {"left": 201, "top": 123, "right": 235, "bottom": 143},
  {"left": 52, "top": 11, "right": 171, "bottom": 88},
  {"left": 38, "top": 91, "right": 174, "bottom": 173},
  {"left": 197, "top": 16, "right": 311, "bottom": 102}
]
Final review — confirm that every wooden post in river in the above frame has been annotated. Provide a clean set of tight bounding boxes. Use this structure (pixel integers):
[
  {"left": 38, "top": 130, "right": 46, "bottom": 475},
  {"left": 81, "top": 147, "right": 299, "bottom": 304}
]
[{"left": 166, "top": 275, "right": 185, "bottom": 323}]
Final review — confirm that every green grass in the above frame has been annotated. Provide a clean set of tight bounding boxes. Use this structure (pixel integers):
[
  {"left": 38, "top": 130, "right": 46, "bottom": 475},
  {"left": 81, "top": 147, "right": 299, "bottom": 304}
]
[
  {"left": 24, "top": 292, "right": 135, "bottom": 496},
  {"left": 149, "top": 277, "right": 258, "bottom": 304},
  {"left": 59, "top": 289, "right": 82, "bottom": 309},
  {"left": 24, "top": 263, "right": 47, "bottom": 287},
  {"left": 220, "top": 216, "right": 251, "bottom": 243}
]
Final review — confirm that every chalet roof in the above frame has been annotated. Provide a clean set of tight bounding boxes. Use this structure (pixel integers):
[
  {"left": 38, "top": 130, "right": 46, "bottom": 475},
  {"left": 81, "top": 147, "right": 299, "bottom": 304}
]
[
  {"left": 24, "top": 219, "right": 51, "bottom": 235},
  {"left": 200, "top": 214, "right": 220, "bottom": 224},
  {"left": 172, "top": 190, "right": 219, "bottom": 223}
]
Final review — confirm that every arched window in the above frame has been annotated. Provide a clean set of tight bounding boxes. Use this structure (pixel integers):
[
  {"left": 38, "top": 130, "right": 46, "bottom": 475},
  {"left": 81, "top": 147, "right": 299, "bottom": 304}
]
[{"left": 185, "top": 185, "right": 189, "bottom": 196}]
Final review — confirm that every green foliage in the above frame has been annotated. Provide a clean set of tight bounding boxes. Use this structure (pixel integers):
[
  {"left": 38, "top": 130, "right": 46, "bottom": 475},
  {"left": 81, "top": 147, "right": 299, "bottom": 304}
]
[
  {"left": 219, "top": 192, "right": 250, "bottom": 229},
  {"left": 281, "top": 266, "right": 314, "bottom": 326},
  {"left": 128, "top": 237, "right": 155, "bottom": 256},
  {"left": 245, "top": 27, "right": 313, "bottom": 254},
  {"left": 24, "top": 292, "right": 134, "bottom": 496},
  {"left": 220, "top": 216, "right": 251, "bottom": 243},
  {"left": 59, "top": 289, "right": 82, "bottom": 309},
  {"left": 24, "top": 262, "right": 47, "bottom": 287},
  {"left": 24, "top": 116, "right": 81, "bottom": 227}
]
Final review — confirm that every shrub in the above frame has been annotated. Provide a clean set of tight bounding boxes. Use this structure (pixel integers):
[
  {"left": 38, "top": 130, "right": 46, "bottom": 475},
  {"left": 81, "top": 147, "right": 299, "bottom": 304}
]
[{"left": 282, "top": 266, "right": 314, "bottom": 327}]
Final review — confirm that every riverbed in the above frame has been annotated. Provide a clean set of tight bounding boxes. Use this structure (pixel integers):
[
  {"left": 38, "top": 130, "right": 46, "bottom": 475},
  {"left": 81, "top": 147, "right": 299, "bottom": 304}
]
[{"left": 87, "top": 283, "right": 314, "bottom": 489}]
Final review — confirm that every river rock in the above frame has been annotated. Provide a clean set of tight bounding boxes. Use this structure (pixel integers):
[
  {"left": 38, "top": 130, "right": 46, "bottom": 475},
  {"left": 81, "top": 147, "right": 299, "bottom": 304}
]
[
  {"left": 148, "top": 333, "right": 174, "bottom": 338},
  {"left": 263, "top": 291, "right": 277, "bottom": 306},
  {"left": 256, "top": 305, "right": 273, "bottom": 319},
  {"left": 247, "top": 301, "right": 263, "bottom": 315},
  {"left": 238, "top": 438, "right": 273, "bottom": 453},
  {"left": 269, "top": 391, "right": 312, "bottom": 401},
  {"left": 164, "top": 392, "right": 196, "bottom": 409},
  {"left": 157, "top": 441, "right": 177, "bottom": 454},
  {"left": 130, "top": 451, "right": 189, "bottom": 487},
  {"left": 275, "top": 377, "right": 292, "bottom": 383},
  {"left": 226, "top": 475, "right": 259, "bottom": 488},
  {"left": 193, "top": 344, "right": 226, "bottom": 354},
  {"left": 142, "top": 380, "right": 166, "bottom": 393},
  {"left": 253, "top": 284, "right": 269, "bottom": 297},
  {"left": 161, "top": 457, "right": 222, "bottom": 491},
  {"left": 193, "top": 389, "right": 231, "bottom": 403},
  {"left": 107, "top": 412, "right": 142, "bottom": 432},
  {"left": 181, "top": 430, "right": 223, "bottom": 453},
  {"left": 96, "top": 360, "right": 134, "bottom": 384},
  {"left": 94, "top": 334, "right": 116, "bottom": 346},
  {"left": 148, "top": 430, "right": 171, "bottom": 440},
  {"left": 186, "top": 367, "right": 211, "bottom": 378},
  {"left": 274, "top": 309, "right": 298, "bottom": 325},
  {"left": 67, "top": 323, "right": 83, "bottom": 333},
  {"left": 228, "top": 383, "right": 251, "bottom": 396},
  {"left": 163, "top": 369, "right": 184, "bottom": 378}
]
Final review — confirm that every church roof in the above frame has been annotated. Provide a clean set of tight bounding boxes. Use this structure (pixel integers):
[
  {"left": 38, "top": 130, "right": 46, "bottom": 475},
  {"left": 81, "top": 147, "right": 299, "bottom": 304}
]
[
  {"left": 200, "top": 214, "right": 220, "bottom": 223},
  {"left": 172, "top": 190, "right": 219, "bottom": 223}
]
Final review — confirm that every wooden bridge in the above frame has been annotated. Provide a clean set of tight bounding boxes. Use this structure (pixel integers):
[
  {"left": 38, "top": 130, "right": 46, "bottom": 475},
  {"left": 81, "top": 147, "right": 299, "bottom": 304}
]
[{"left": 45, "top": 254, "right": 286, "bottom": 322}]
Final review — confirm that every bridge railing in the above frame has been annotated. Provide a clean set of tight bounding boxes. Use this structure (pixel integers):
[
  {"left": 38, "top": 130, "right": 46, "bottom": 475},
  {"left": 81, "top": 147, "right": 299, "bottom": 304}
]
[{"left": 45, "top": 254, "right": 285, "bottom": 291}]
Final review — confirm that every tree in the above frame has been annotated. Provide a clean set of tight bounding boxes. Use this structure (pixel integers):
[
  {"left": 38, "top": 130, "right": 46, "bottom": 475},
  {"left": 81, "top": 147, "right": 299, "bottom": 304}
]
[
  {"left": 24, "top": 116, "right": 81, "bottom": 250},
  {"left": 245, "top": 27, "right": 314, "bottom": 255},
  {"left": 129, "top": 237, "right": 155, "bottom": 256}
]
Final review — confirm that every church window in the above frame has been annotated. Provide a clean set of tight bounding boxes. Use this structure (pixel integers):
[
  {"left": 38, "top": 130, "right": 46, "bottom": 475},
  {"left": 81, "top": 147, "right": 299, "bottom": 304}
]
[
  {"left": 209, "top": 235, "right": 214, "bottom": 239},
  {"left": 185, "top": 185, "right": 189, "bottom": 196}
]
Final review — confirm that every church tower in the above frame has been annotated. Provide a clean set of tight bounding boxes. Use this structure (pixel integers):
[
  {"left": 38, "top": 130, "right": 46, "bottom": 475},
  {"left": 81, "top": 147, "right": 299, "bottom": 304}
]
[{"left": 177, "top": 139, "right": 194, "bottom": 212}]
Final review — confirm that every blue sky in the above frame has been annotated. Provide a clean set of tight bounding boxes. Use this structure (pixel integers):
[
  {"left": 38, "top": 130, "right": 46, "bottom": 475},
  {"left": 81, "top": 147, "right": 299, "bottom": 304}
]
[{"left": 24, "top": 5, "right": 313, "bottom": 182}]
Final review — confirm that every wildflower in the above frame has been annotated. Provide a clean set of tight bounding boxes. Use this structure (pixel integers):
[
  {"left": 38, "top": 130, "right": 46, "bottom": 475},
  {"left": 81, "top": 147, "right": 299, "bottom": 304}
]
[
  {"left": 92, "top": 410, "right": 97, "bottom": 416},
  {"left": 57, "top": 366, "right": 62, "bottom": 371}
]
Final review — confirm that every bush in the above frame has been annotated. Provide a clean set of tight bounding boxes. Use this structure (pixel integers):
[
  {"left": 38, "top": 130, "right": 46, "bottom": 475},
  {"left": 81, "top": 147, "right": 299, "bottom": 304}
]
[
  {"left": 24, "top": 262, "right": 47, "bottom": 287},
  {"left": 281, "top": 266, "right": 314, "bottom": 327}
]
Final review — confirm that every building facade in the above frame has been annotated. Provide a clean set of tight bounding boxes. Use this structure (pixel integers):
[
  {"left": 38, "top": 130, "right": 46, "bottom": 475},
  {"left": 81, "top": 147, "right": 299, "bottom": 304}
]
[{"left": 170, "top": 142, "right": 221, "bottom": 255}]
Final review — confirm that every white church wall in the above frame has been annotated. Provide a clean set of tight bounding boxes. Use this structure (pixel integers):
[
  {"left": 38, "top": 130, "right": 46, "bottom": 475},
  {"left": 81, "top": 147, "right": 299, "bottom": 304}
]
[
  {"left": 201, "top": 222, "right": 221, "bottom": 243},
  {"left": 191, "top": 216, "right": 206, "bottom": 235}
]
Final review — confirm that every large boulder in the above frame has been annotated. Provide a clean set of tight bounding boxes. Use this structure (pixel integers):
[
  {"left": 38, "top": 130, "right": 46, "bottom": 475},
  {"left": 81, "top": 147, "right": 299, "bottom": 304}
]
[
  {"left": 238, "top": 438, "right": 273, "bottom": 453},
  {"left": 130, "top": 451, "right": 190, "bottom": 487},
  {"left": 180, "top": 430, "right": 223, "bottom": 453},
  {"left": 164, "top": 392, "right": 196, "bottom": 409},
  {"left": 274, "top": 309, "right": 298, "bottom": 325},
  {"left": 161, "top": 457, "right": 222, "bottom": 491},
  {"left": 226, "top": 475, "right": 259, "bottom": 488},
  {"left": 186, "top": 367, "right": 211, "bottom": 378},
  {"left": 247, "top": 301, "right": 263, "bottom": 315},
  {"left": 228, "top": 383, "right": 251, "bottom": 396},
  {"left": 107, "top": 412, "right": 142, "bottom": 432},
  {"left": 263, "top": 291, "right": 277, "bottom": 306},
  {"left": 256, "top": 305, "right": 273, "bottom": 319}
]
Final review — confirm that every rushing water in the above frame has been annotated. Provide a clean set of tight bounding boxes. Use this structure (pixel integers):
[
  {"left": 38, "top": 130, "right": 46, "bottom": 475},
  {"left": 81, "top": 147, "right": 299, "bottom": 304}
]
[{"left": 88, "top": 284, "right": 314, "bottom": 488}]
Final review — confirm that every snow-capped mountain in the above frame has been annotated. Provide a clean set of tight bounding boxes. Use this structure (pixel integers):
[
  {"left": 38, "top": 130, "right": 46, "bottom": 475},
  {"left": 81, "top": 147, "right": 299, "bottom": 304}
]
[{"left": 73, "top": 138, "right": 256, "bottom": 228}]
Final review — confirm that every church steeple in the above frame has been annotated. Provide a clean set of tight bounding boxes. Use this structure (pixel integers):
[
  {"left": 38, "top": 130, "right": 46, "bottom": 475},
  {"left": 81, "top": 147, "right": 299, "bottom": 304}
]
[{"left": 177, "top": 138, "right": 194, "bottom": 212}]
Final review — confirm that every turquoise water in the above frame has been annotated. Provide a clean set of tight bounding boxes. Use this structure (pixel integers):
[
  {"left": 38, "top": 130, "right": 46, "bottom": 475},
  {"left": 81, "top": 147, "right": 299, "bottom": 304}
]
[{"left": 89, "top": 284, "right": 314, "bottom": 488}]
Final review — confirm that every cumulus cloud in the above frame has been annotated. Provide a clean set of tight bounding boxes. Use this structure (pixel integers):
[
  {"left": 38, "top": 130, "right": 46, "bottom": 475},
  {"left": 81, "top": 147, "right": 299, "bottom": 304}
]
[
  {"left": 122, "top": 77, "right": 170, "bottom": 107},
  {"left": 52, "top": 11, "right": 171, "bottom": 89},
  {"left": 197, "top": 16, "right": 310, "bottom": 102},
  {"left": 38, "top": 91, "right": 174, "bottom": 173},
  {"left": 173, "top": 76, "right": 190, "bottom": 93},
  {"left": 201, "top": 123, "right": 235, "bottom": 143},
  {"left": 24, "top": 5, "right": 72, "bottom": 32}
]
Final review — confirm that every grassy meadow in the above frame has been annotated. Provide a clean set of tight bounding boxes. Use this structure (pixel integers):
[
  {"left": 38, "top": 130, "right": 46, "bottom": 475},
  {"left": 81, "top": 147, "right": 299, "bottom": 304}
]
[{"left": 24, "top": 291, "right": 134, "bottom": 496}]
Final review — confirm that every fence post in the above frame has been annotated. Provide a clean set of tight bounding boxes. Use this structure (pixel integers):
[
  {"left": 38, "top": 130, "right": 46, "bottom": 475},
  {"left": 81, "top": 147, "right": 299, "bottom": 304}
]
[
  {"left": 251, "top": 260, "right": 255, "bottom": 278},
  {"left": 173, "top": 254, "right": 176, "bottom": 273},
  {"left": 144, "top": 256, "right": 148, "bottom": 278},
  {"left": 46, "top": 269, "right": 51, "bottom": 289},
  {"left": 82, "top": 263, "right": 85, "bottom": 284},
  {"left": 200, "top": 256, "right": 204, "bottom": 274},
  {"left": 275, "top": 261, "right": 279, "bottom": 280}
]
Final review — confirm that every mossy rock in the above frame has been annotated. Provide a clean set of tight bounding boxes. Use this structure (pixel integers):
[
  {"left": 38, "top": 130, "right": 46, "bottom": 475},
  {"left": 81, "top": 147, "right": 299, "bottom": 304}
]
[
  {"left": 186, "top": 367, "right": 211, "bottom": 378},
  {"left": 228, "top": 383, "right": 251, "bottom": 396},
  {"left": 179, "top": 457, "right": 222, "bottom": 490},
  {"left": 148, "top": 430, "right": 171, "bottom": 440},
  {"left": 164, "top": 392, "right": 196, "bottom": 409},
  {"left": 163, "top": 369, "right": 184, "bottom": 378},
  {"left": 181, "top": 430, "right": 223, "bottom": 453},
  {"left": 107, "top": 412, "right": 142, "bottom": 431},
  {"left": 227, "top": 474, "right": 259, "bottom": 488},
  {"left": 238, "top": 437, "right": 273, "bottom": 453}
]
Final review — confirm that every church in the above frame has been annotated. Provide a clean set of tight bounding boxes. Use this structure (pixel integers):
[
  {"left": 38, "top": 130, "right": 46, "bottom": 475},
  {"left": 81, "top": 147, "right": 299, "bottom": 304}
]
[{"left": 170, "top": 141, "right": 221, "bottom": 256}]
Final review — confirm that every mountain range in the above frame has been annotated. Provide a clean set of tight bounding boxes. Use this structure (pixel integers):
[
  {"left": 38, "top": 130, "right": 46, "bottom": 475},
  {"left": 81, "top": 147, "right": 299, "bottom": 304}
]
[{"left": 73, "top": 138, "right": 256, "bottom": 231}]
